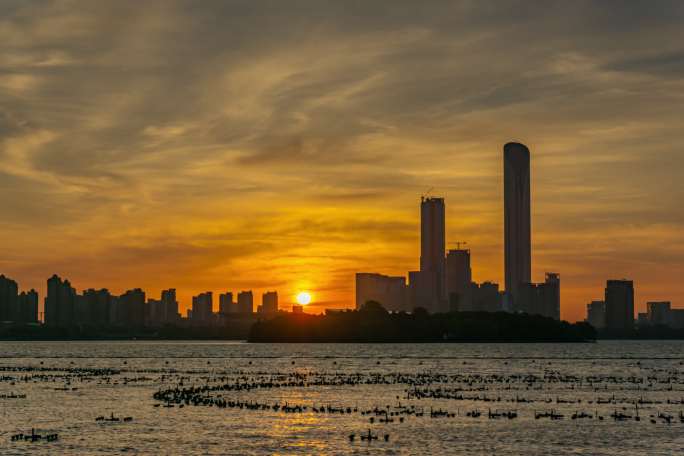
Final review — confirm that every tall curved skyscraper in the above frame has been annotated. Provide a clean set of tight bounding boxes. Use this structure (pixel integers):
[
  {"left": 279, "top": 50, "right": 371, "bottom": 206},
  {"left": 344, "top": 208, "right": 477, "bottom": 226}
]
[{"left": 504, "top": 142, "right": 531, "bottom": 308}]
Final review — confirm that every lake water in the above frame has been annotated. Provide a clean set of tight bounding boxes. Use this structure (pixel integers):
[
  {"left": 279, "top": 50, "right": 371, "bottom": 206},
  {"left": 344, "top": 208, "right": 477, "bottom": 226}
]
[{"left": 1, "top": 340, "right": 683, "bottom": 455}]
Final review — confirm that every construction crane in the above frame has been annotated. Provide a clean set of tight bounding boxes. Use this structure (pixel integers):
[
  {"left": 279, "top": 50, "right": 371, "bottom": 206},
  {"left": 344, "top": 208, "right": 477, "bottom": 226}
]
[
  {"left": 450, "top": 241, "right": 468, "bottom": 250},
  {"left": 421, "top": 187, "right": 434, "bottom": 201}
]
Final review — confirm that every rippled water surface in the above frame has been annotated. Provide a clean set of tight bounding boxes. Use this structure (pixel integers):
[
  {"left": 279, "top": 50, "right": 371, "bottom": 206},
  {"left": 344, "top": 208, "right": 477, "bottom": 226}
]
[{"left": 1, "top": 341, "right": 683, "bottom": 455}]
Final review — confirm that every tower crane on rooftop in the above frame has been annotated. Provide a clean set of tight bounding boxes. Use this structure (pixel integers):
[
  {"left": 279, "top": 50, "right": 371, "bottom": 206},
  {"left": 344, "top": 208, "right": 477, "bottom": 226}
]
[
  {"left": 450, "top": 241, "right": 468, "bottom": 250},
  {"left": 421, "top": 187, "right": 434, "bottom": 201}
]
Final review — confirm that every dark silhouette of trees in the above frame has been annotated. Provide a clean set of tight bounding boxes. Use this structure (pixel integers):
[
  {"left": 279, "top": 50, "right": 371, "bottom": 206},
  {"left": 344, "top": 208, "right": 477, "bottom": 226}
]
[
  {"left": 249, "top": 309, "right": 597, "bottom": 343},
  {"left": 359, "top": 300, "right": 388, "bottom": 315}
]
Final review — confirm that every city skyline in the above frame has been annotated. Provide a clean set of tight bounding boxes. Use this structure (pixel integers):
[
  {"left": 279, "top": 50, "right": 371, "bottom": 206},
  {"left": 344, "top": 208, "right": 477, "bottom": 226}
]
[
  {"left": 1, "top": 137, "right": 681, "bottom": 321},
  {"left": 0, "top": 153, "right": 671, "bottom": 326},
  {"left": 1, "top": 2, "right": 683, "bottom": 322}
]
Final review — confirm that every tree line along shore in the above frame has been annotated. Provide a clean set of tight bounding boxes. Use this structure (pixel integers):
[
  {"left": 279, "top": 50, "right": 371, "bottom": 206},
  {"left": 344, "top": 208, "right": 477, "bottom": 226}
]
[{"left": 2, "top": 302, "right": 683, "bottom": 341}]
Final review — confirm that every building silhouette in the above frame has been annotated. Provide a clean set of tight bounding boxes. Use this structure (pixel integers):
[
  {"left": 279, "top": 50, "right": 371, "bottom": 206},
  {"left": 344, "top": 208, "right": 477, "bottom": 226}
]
[
  {"left": 637, "top": 312, "right": 649, "bottom": 326},
  {"left": 418, "top": 196, "right": 446, "bottom": 313},
  {"left": 146, "top": 289, "right": 179, "bottom": 326},
  {"left": 74, "top": 288, "right": 111, "bottom": 325},
  {"left": 645, "top": 301, "right": 671, "bottom": 326},
  {"left": 192, "top": 292, "right": 214, "bottom": 323},
  {"left": 147, "top": 298, "right": 163, "bottom": 326},
  {"left": 517, "top": 273, "right": 561, "bottom": 320},
  {"left": 469, "top": 281, "right": 502, "bottom": 313},
  {"left": 161, "top": 289, "right": 179, "bottom": 323},
  {"left": 113, "top": 288, "right": 146, "bottom": 327},
  {"left": 45, "top": 274, "right": 76, "bottom": 326},
  {"left": 355, "top": 273, "right": 407, "bottom": 312},
  {"left": 446, "top": 249, "right": 472, "bottom": 311},
  {"left": 605, "top": 279, "right": 634, "bottom": 331},
  {"left": 0, "top": 274, "right": 19, "bottom": 322},
  {"left": 260, "top": 291, "right": 278, "bottom": 314},
  {"left": 237, "top": 291, "right": 253, "bottom": 314},
  {"left": 586, "top": 300, "right": 606, "bottom": 329},
  {"left": 646, "top": 301, "right": 671, "bottom": 326},
  {"left": 504, "top": 142, "right": 531, "bottom": 310},
  {"left": 0, "top": 275, "right": 38, "bottom": 324},
  {"left": 408, "top": 270, "right": 427, "bottom": 311},
  {"left": 109, "top": 295, "right": 120, "bottom": 323},
  {"left": 542, "top": 273, "right": 561, "bottom": 320},
  {"left": 219, "top": 292, "right": 235, "bottom": 314},
  {"left": 640, "top": 301, "right": 684, "bottom": 328},
  {"left": 18, "top": 290, "right": 39, "bottom": 323},
  {"left": 672, "top": 310, "right": 684, "bottom": 329},
  {"left": 90, "top": 289, "right": 112, "bottom": 325}
]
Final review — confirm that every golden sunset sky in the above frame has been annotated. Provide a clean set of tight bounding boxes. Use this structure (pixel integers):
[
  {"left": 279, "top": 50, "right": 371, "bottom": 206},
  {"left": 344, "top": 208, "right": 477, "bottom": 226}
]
[{"left": 1, "top": 1, "right": 683, "bottom": 321}]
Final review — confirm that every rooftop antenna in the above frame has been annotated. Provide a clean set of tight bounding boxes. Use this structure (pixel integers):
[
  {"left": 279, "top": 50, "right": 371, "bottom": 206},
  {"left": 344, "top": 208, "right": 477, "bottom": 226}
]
[
  {"left": 421, "top": 187, "right": 434, "bottom": 201},
  {"left": 451, "top": 241, "right": 468, "bottom": 250}
]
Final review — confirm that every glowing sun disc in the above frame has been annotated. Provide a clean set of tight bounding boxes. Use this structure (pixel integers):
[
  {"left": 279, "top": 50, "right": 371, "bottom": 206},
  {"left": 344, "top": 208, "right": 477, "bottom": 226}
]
[{"left": 296, "top": 292, "right": 312, "bottom": 305}]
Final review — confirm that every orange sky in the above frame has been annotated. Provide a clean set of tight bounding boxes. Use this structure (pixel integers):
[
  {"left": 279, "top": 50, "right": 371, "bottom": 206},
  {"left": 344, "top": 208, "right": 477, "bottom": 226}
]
[{"left": 1, "top": 1, "right": 683, "bottom": 322}]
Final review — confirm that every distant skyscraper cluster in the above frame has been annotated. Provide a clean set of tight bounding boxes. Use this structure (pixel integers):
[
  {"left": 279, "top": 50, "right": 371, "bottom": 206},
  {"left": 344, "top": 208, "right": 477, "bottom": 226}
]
[
  {"left": 0, "top": 274, "right": 38, "bottom": 324},
  {"left": 355, "top": 142, "right": 677, "bottom": 326},
  {"left": 356, "top": 142, "right": 560, "bottom": 319},
  {"left": 0, "top": 272, "right": 283, "bottom": 328},
  {"left": 42, "top": 274, "right": 179, "bottom": 328},
  {"left": 586, "top": 282, "right": 683, "bottom": 331},
  {"left": 186, "top": 289, "right": 275, "bottom": 325},
  {"left": 642, "top": 301, "right": 684, "bottom": 328}
]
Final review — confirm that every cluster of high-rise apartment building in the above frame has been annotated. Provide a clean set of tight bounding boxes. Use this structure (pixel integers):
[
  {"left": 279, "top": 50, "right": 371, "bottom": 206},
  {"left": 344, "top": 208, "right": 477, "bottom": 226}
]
[
  {"left": 356, "top": 143, "right": 560, "bottom": 319},
  {"left": 187, "top": 290, "right": 279, "bottom": 324},
  {"left": 42, "top": 274, "right": 179, "bottom": 327},
  {"left": 0, "top": 275, "right": 39, "bottom": 324},
  {"left": 0, "top": 273, "right": 280, "bottom": 328},
  {"left": 586, "top": 281, "right": 683, "bottom": 331},
  {"left": 639, "top": 301, "right": 684, "bottom": 329}
]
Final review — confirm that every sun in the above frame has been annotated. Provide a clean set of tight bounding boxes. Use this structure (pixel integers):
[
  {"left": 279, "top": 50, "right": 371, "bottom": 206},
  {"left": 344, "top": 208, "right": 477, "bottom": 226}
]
[{"left": 296, "top": 291, "right": 312, "bottom": 305}]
